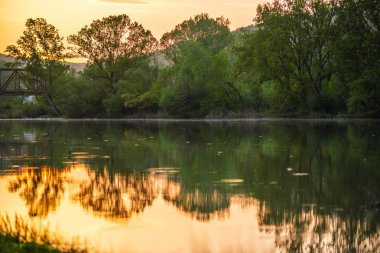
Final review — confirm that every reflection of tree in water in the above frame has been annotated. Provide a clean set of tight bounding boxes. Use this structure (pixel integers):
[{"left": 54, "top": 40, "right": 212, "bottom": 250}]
[
  {"left": 5, "top": 165, "right": 234, "bottom": 222},
  {"left": 74, "top": 169, "right": 157, "bottom": 219},
  {"left": 74, "top": 166, "right": 235, "bottom": 221},
  {"left": 8, "top": 167, "right": 68, "bottom": 217},
  {"left": 257, "top": 203, "right": 380, "bottom": 252},
  {"left": 162, "top": 177, "right": 230, "bottom": 221}
]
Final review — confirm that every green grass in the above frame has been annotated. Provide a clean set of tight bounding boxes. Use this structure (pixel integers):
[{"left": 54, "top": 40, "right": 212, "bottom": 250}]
[
  {"left": 0, "top": 214, "right": 87, "bottom": 253},
  {"left": 0, "top": 234, "right": 61, "bottom": 253}
]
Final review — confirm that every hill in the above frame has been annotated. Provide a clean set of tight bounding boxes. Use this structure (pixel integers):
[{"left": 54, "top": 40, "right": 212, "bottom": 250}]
[
  {"left": 0, "top": 53, "right": 86, "bottom": 72},
  {"left": 0, "top": 53, "right": 14, "bottom": 63}
]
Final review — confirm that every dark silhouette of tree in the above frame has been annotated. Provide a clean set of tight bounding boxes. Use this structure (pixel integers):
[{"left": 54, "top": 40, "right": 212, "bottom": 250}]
[
  {"left": 74, "top": 170, "right": 157, "bottom": 219},
  {"left": 5, "top": 18, "right": 71, "bottom": 115},
  {"left": 68, "top": 14, "right": 158, "bottom": 87},
  {"left": 8, "top": 167, "right": 68, "bottom": 217},
  {"left": 163, "top": 181, "right": 230, "bottom": 221}
]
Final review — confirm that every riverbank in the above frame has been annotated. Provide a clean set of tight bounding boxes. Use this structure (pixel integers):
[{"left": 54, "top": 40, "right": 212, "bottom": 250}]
[
  {"left": 0, "top": 215, "right": 87, "bottom": 253},
  {"left": 1, "top": 110, "right": 379, "bottom": 121},
  {"left": 0, "top": 117, "right": 379, "bottom": 122},
  {"left": 1, "top": 120, "right": 379, "bottom": 252},
  {"left": 0, "top": 234, "right": 61, "bottom": 253}
]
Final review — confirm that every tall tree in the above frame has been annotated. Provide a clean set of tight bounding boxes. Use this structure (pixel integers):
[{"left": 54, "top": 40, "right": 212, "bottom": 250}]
[
  {"left": 68, "top": 14, "right": 158, "bottom": 87},
  {"left": 238, "top": 0, "right": 336, "bottom": 111},
  {"left": 160, "top": 13, "right": 232, "bottom": 62},
  {"left": 5, "top": 18, "right": 70, "bottom": 115},
  {"left": 333, "top": 0, "right": 380, "bottom": 114}
]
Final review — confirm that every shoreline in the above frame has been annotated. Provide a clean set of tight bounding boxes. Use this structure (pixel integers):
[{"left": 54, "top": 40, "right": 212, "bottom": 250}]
[{"left": 0, "top": 117, "right": 379, "bottom": 122}]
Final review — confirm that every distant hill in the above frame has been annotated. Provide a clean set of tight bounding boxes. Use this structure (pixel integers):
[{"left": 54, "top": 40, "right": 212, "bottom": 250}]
[
  {"left": 233, "top": 24, "right": 257, "bottom": 35},
  {"left": 0, "top": 53, "right": 14, "bottom": 63},
  {"left": 0, "top": 53, "right": 86, "bottom": 72}
]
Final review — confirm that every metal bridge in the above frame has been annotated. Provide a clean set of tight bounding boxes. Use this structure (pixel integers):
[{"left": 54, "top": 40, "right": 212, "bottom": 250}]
[{"left": 0, "top": 68, "right": 44, "bottom": 96}]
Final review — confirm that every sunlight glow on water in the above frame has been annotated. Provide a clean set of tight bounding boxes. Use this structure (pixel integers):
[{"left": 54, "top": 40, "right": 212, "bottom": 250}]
[
  {"left": 0, "top": 166, "right": 273, "bottom": 253},
  {"left": 0, "top": 120, "right": 379, "bottom": 252}
]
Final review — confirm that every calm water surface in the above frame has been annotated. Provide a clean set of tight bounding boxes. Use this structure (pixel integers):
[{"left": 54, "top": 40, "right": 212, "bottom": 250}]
[{"left": 0, "top": 120, "right": 379, "bottom": 252}]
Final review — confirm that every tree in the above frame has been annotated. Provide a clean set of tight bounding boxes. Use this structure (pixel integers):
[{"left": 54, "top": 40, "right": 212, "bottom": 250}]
[
  {"left": 51, "top": 73, "right": 107, "bottom": 118},
  {"left": 159, "top": 41, "right": 242, "bottom": 117},
  {"left": 5, "top": 18, "right": 70, "bottom": 115},
  {"left": 237, "top": 0, "right": 336, "bottom": 112},
  {"left": 68, "top": 14, "right": 158, "bottom": 87},
  {"left": 117, "top": 59, "right": 161, "bottom": 112},
  {"left": 333, "top": 0, "right": 380, "bottom": 115},
  {"left": 160, "top": 13, "right": 232, "bottom": 62}
]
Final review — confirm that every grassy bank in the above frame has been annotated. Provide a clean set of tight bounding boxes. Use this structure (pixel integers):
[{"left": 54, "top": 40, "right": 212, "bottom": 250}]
[
  {"left": 0, "top": 234, "right": 61, "bottom": 253},
  {"left": 0, "top": 215, "right": 86, "bottom": 253}
]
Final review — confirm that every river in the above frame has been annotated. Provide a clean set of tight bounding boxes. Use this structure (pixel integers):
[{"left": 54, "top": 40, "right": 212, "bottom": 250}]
[{"left": 0, "top": 120, "right": 379, "bottom": 252}]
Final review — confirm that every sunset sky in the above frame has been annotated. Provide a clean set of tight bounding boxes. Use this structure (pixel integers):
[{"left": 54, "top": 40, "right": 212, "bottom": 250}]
[{"left": 0, "top": 0, "right": 263, "bottom": 61}]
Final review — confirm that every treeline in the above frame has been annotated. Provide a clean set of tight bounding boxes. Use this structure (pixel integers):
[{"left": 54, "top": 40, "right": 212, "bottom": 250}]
[{"left": 1, "top": 0, "right": 379, "bottom": 118}]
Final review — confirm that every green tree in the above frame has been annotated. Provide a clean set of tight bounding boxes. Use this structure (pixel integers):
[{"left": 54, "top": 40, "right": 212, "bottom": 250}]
[
  {"left": 51, "top": 73, "right": 107, "bottom": 118},
  {"left": 160, "top": 13, "right": 232, "bottom": 62},
  {"left": 5, "top": 18, "right": 71, "bottom": 115},
  {"left": 117, "top": 59, "right": 161, "bottom": 112},
  {"left": 160, "top": 42, "right": 242, "bottom": 117},
  {"left": 237, "top": 0, "right": 336, "bottom": 112},
  {"left": 333, "top": 0, "right": 380, "bottom": 115},
  {"left": 68, "top": 14, "right": 158, "bottom": 87}
]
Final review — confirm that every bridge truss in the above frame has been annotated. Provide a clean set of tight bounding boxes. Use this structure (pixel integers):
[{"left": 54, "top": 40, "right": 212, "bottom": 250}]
[{"left": 0, "top": 68, "right": 44, "bottom": 96}]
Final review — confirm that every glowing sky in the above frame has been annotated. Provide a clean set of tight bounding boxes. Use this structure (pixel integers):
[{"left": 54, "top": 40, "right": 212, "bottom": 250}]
[{"left": 0, "top": 0, "right": 263, "bottom": 59}]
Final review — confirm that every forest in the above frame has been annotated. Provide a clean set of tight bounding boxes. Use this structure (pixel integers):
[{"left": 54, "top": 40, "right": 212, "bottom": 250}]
[{"left": 0, "top": 0, "right": 379, "bottom": 118}]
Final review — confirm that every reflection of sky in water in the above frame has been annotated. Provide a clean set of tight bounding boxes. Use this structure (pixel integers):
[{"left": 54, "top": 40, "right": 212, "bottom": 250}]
[
  {"left": 0, "top": 166, "right": 274, "bottom": 253},
  {"left": 0, "top": 121, "right": 379, "bottom": 252}
]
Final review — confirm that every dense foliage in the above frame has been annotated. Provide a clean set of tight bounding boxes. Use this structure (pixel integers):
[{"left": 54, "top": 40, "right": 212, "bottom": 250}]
[
  {"left": 235, "top": 0, "right": 380, "bottom": 116},
  {"left": 1, "top": 0, "right": 379, "bottom": 118}
]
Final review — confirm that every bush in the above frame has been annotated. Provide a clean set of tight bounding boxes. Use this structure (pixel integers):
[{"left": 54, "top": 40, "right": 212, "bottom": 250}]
[
  {"left": 260, "top": 81, "right": 276, "bottom": 110},
  {"left": 19, "top": 102, "right": 46, "bottom": 118},
  {"left": 118, "top": 59, "right": 160, "bottom": 113},
  {"left": 103, "top": 92, "right": 126, "bottom": 118},
  {"left": 0, "top": 98, "right": 46, "bottom": 118},
  {"left": 347, "top": 78, "right": 380, "bottom": 116},
  {"left": 159, "top": 41, "right": 243, "bottom": 117},
  {"left": 52, "top": 75, "right": 106, "bottom": 118}
]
